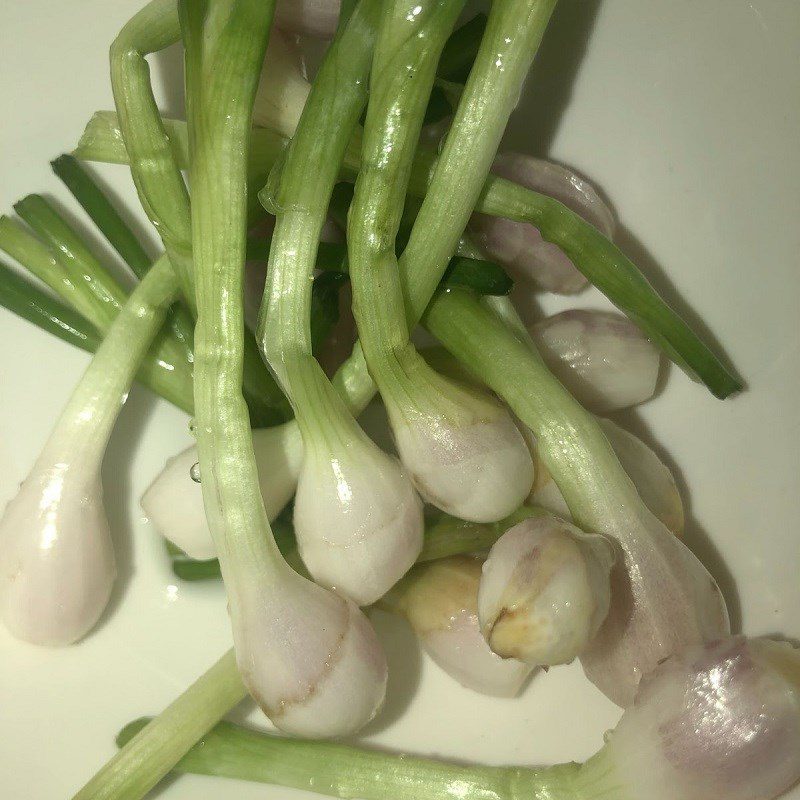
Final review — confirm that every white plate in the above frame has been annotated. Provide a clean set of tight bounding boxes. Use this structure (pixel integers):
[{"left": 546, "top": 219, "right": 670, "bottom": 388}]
[{"left": 1, "top": 1, "right": 799, "bottom": 797}]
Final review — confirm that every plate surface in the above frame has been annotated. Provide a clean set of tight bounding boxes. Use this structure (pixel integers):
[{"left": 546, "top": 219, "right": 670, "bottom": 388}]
[{"left": 1, "top": 1, "right": 799, "bottom": 798}]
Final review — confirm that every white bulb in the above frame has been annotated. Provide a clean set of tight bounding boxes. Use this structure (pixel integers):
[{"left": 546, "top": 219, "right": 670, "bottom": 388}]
[
  {"left": 229, "top": 560, "right": 387, "bottom": 738},
  {"left": 294, "top": 433, "right": 423, "bottom": 606},
  {"left": 478, "top": 516, "right": 614, "bottom": 666},
  {"left": 386, "top": 376, "right": 534, "bottom": 523},
  {"left": 392, "top": 556, "right": 533, "bottom": 697},
  {"left": 605, "top": 637, "right": 800, "bottom": 800},
  {"left": 470, "top": 152, "right": 615, "bottom": 294},
  {"left": 0, "top": 461, "right": 115, "bottom": 646},
  {"left": 141, "top": 421, "right": 304, "bottom": 561},
  {"left": 531, "top": 310, "right": 660, "bottom": 413}
]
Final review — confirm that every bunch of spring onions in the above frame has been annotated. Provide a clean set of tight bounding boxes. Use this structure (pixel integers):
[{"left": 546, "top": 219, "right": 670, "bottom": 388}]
[{"left": 0, "top": 1, "right": 798, "bottom": 799}]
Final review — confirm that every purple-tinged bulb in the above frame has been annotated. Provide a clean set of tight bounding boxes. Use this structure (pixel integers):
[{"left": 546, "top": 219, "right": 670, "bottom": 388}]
[
  {"left": 531, "top": 310, "right": 660, "bottom": 413},
  {"left": 469, "top": 153, "right": 615, "bottom": 294},
  {"left": 604, "top": 636, "right": 800, "bottom": 800}
]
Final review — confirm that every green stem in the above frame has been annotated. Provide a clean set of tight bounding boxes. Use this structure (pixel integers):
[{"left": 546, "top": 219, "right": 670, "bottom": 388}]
[
  {"left": 183, "top": 0, "right": 284, "bottom": 584},
  {"left": 110, "top": 0, "right": 194, "bottom": 301},
  {"left": 247, "top": 236, "right": 513, "bottom": 296},
  {"left": 0, "top": 255, "right": 193, "bottom": 411},
  {"left": 50, "top": 153, "right": 197, "bottom": 355},
  {"left": 256, "top": 0, "right": 381, "bottom": 443},
  {"left": 0, "top": 259, "right": 101, "bottom": 352},
  {"left": 50, "top": 154, "right": 152, "bottom": 278},
  {"left": 348, "top": 0, "right": 466, "bottom": 413},
  {"left": 41, "top": 255, "right": 185, "bottom": 468},
  {"left": 0, "top": 215, "right": 103, "bottom": 327},
  {"left": 398, "top": 0, "right": 557, "bottom": 326},
  {"left": 472, "top": 175, "right": 742, "bottom": 398},
  {"left": 71, "top": 651, "right": 246, "bottom": 800},
  {"left": 115, "top": 718, "right": 624, "bottom": 800},
  {"left": 110, "top": 0, "right": 285, "bottom": 425},
  {"left": 14, "top": 193, "right": 129, "bottom": 326}
]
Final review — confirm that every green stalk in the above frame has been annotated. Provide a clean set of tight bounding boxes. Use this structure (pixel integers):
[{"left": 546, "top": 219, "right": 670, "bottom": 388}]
[
  {"left": 71, "top": 651, "right": 246, "bottom": 800},
  {"left": 470, "top": 175, "right": 742, "bottom": 398},
  {"left": 14, "top": 194, "right": 129, "bottom": 326},
  {"left": 0, "top": 254, "right": 193, "bottom": 411},
  {"left": 0, "top": 260, "right": 101, "bottom": 352},
  {"left": 348, "top": 0, "right": 467, "bottom": 417},
  {"left": 50, "top": 155, "right": 152, "bottom": 278},
  {"left": 256, "top": 0, "right": 381, "bottom": 442},
  {"left": 398, "top": 0, "right": 557, "bottom": 326},
  {"left": 41, "top": 255, "right": 185, "bottom": 464},
  {"left": 8, "top": 196, "right": 194, "bottom": 407},
  {"left": 110, "top": 0, "right": 285, "bottom": 424},
  {"left": 51, "top": 153, "right": 196, "bottom": 357},
  {"left": 0, "top": 216, "right": 103, "bottom": 327},
  {"left": 183, "top": 0, "right": 284, "bottom": 625},
  {"left": 109, "top": 0, "right": 192, "bottom": 298},
  {"left": 115, "top": 717, "right": 621, "bottom": 800}
]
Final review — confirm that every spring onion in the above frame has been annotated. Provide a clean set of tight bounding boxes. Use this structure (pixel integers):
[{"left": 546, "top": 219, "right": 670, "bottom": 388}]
[
  {"left": 0, "top": 260, "right": 101, "bottom": 353},
  {"left": 76, "top": 110, "right": 742, "bottom": 398},
  {"left": 258, "top": 0, "right": 424, "bottom": 606},
  {"left": 383, "top": 554, "right": 534, "bottom": 697},
  {"left": 183, "top": 0, "right": 386, "bottom": 737},
  {"left": 477, "top": 514, "right": 615, "bottom": 666},
  {"left": 347, "top": 0, "right": 534, "bottom": 524},
  {"left": 0, "top": 255, "right": 181, "bottom": 645},
  {"left": 109, "top": 0, "right": 287, "bottom": 425},
  {"left": 117, "top": 637, "right": 800, "bottom": 800}
]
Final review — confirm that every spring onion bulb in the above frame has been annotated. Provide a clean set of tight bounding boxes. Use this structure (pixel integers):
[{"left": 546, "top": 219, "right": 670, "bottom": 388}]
[
  {"left": 384, "top": 555, "right": 533, "bottom": 697},
  {"left": 252, "top": 30, "right": 311, "bottom": 138},
  {"left": 140, "top": 422, "right": 304, "bottom": 561},
  {"left": 0, "top": 256, "right": 178, "bottom": 645},
  {"left": 347, "top": 0, "right": 533, "bottom": 524},
  {"left": 274, "top": 0, "right": 341, "bottom": 38},
  {"left": 477, "top": 515, "right": 614, "bottom": 666},
  {"left": 125, "top": 636, "right": 800, "bottom": 800},
  {"left": 259, "top": 0, "right": 424, "bottom": 605},
  {"left": 423, "top": 289, "right": 729, "bottom": 707},
  {"left": 531, "top": 309, "right": 661, "bottom": 412},
  {"left": 470, "top": 153, "right": 615, "bottom": 294},
  {"left": 530, "top": 417, "right": 685, "bottom": 536},
  {"left": 183, "top": 0, "right": 386, "bottom": 737}
]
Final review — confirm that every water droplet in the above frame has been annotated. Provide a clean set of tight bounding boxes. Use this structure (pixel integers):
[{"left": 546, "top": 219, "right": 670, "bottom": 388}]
[{"left": 190, "top": 462, "right": 201, "bottom": 483}]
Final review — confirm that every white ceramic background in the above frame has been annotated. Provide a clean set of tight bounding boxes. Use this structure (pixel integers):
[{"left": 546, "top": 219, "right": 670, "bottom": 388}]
[{"left": 1, "top": 1, "right": 798, "bottom": 797}]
